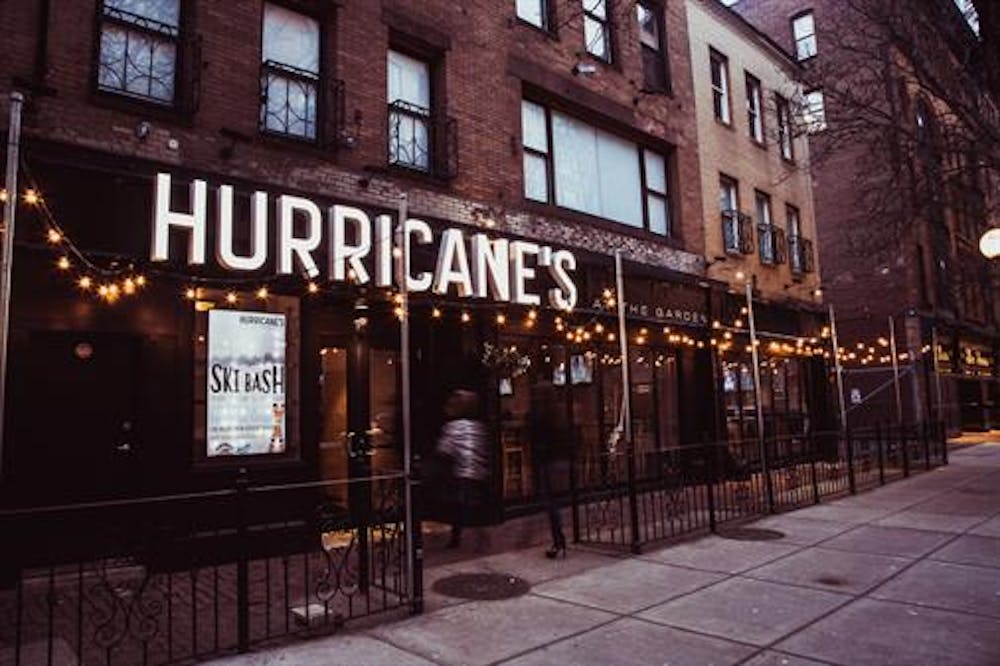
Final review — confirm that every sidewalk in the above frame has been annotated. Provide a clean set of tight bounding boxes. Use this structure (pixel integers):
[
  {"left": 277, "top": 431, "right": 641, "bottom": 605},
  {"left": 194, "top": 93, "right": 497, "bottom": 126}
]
[{"left": 211, "top": 443, "right": 1000, "bottom": 666}]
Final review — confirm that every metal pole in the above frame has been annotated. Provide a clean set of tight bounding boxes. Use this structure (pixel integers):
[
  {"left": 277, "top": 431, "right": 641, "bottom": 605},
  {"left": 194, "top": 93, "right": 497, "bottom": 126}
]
[
  {"left": 931, "top": 326, "right": 944, "bottom": 427},
  {"left": 746, "top": 280, "right": 773, "bottom": 512},
  {"left": 614, "top": 250, "right": 639, "bottom": 551},
  {"left": 828, "top": 305, "right": 848, "bottom": 432},
  {"left": 395, "top": 194, "right": 415, "bottom": 604},
  {"left": 889, "top": 316, "right": 904, "bottom": 426},
  {"left": 0, "top": 91, "right": 25, "bottom": 478}
]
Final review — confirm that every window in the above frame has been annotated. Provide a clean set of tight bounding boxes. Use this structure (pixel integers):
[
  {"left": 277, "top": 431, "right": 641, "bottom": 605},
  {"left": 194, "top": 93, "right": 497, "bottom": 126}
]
[
  {"left": 792, "top": 12, "right": 817, "bottom": 61},
  {"left": 746, "top": 73, "right": 763, "bottom": 142},
  {"left": 583, "top": 0, "right": 612, "bottom": 62},
  {"left": 710, "top": 50, "right": 731, "bottom": 124},
  {"left": 776, "top": 94, "right": 794, "bottom": 160},
  {"left": 521, "top": 100, "right": 550, "bottom": 202},
  {"left": 516, "top": 0, "right": 549, "bottom": 30},
  {"left": 720, "top": 175, "right": 741, "bottom": 254},
  {"left": 97, "top": 0, "right": 181, "bottom": 104},
  {"left": 637, "top": 2, "right": 669, "bottom": 92},
  {"left": 260, "top": 3, "right": 320, "bottom": 140},
  {"left": 524, "top": 100, "right": 672, "bottom": 236},
  {"left": 387, "top": 50, "right": 432, "bottom": 171},
  {"left": 803, "top": 89, "right": 827, "bottom": 132},
  {"left": 755, "top": 191, "right": 775, "bottom": 264}
]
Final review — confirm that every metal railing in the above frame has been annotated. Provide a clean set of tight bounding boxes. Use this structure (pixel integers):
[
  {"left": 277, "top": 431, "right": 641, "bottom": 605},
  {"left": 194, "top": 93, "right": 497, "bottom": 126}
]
[
  {"left": 571, "top": 422, "right": 947, "bottom": 552},
  {"left": 0, "top": 472, "right": 421, "bottom": 665},
  {"left": 758, "top": 224, "right": 787, "bottom": 265},
  {"left": 721, "top": 210, "right": 754, "bottom": 255},
  {"left": 788, "top": 235, "right": 815, "bottom": 274},
  {"left": 388, "top": 100, "right": 458, "bottom": 179}
]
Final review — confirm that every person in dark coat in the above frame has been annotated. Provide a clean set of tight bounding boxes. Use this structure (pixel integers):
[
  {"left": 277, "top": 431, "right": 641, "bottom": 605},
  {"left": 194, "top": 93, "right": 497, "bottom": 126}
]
[
  {"left": 529, "top": 380, "right": 570, "bottom": 558},
  {"left": 436, "top": 389, "right": 489, "bottom": 548}
]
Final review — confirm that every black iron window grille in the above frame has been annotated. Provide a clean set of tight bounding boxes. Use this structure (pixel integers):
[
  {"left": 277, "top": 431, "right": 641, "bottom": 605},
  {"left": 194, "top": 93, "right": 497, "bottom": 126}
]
[
  {"left": 97, "top": 0, "right": 180, "bottom": 104},
  {"left": 789, "top": 235, "right": 815, "bottom": 274},
  {"left": 722, "top": 210, "right": 754, "bottom": 255},
  {"left": 759, "top": 224, "right": 787, "bottom": 265},
  {"left": 260, "top": 60, "right": 319, "bottom": 140},
  {"left": 388, "top": 100, "right": 458, "bottom": 179}
]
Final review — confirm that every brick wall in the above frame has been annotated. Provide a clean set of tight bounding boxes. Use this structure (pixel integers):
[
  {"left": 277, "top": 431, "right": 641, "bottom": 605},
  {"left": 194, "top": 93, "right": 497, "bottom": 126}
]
[{"left": 0, "top": 0, "right": 707, "bottom": 275}]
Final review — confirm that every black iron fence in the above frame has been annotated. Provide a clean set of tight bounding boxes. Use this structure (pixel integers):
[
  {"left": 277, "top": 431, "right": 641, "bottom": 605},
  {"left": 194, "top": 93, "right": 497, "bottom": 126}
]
[
  {"left": 0, "top": 472, "right": 421, "bottom": 665},
  {"left": 572, "top": 422, "right": 948, "bottom": 553}
]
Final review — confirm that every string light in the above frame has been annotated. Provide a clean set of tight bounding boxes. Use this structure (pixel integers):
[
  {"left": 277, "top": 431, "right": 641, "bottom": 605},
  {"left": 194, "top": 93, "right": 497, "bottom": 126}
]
[
  {"left": 23, "top": 189, "right": 40, "bottom": 205},
  {"left": 0, "top": 189, "right": 7, "bottom": 202},
  {"left": 256, "top": 286, "right": 269, "bottom": 300},
  {"left": 46, "top": 229, "right": 62, "bottom": 244},
  {"left": 496, "top": 313, "right": 506, "bottom": 325},
  {"left": 308, "top": 281, "right": 319, "bottom": 294},
  {"left": 226, "top": 292, "right": 238, "bottom": 305},
  {"left": 56, "top": 256, "right": 70, "bottom": 270},
  {"left": 461, "top": 311, "right": 470, "bottom": 323},
  {"left": 432, "top": 307, "right": 442, "bottom": 319},
  {"left": 78, "top": 276, "right": 92, "bottom": 290}
]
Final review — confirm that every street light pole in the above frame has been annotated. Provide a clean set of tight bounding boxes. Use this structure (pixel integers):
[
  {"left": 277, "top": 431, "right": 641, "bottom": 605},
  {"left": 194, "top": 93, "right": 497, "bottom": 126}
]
[
  {"left": 745, "top": 279, "right": 773, "bottom": 512},
  {"left": 0, "top": 91, "right": 25, "bottom": 478},
  {"left": 395, "top": 194, "right": 414, "bottom": 603}
]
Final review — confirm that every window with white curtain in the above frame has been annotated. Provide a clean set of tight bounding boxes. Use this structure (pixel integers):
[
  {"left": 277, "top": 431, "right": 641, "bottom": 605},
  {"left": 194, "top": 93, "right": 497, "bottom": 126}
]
[
  {"left": 583, "top": 0, "right": 612, "bottom": 62},
  {"left": 387, "top": 50, "right": 432, "bottom": 171},
  {"left": 776, "top": 94, "right": 794, "bottom": 160},
  {"left": 516, "top": 0, "right": 548, "bottom": 30},
  {"left": 522, "top": 100, "right": 671, "bottom": 235},
  {"left": 98, "top": 0, "right": 181, "bottom": 103},
  {"left": 792, "top": 12, "right": 817, "bottom": 61},
  {"left": 756, "top": 191, "right": 775, "bottom": 264},
  {"left": 746, "top": 73, "right": 763, "bottom": 142},
  {"left": 260, "top": 3, "right": 320, "bottom": 140},
  {"left": 710, "top": 50, "right": 730, "bottom": 124}
]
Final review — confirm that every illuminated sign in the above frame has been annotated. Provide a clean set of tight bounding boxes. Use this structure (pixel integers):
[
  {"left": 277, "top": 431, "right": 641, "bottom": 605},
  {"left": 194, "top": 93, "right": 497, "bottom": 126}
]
[
  {"left": 207, "top": 310, "right": 286, "bottom": 456},
  {"left": 150, "top": 173, "right": 578, "bottom": 310}
]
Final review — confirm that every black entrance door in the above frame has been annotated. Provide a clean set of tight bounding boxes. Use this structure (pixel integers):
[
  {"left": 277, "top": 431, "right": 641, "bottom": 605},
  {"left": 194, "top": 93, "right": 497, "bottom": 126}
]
[{"left": 8, "top": 331, "right": 142, "bottom": 503}]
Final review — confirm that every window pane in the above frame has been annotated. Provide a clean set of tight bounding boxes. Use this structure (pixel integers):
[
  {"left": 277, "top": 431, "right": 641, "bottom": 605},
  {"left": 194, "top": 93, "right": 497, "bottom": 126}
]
[
  {"left": 524, "top": 153, "right": 549, "bottom": 202},
  {"left": 553, "top": 112, "right": 601, "bottom": 216},
  {"left": 648, "top": 195, "right": 668, "bottom": 235},
  {"left": 597, "top": 132, "right": 642, "bottom": 226},
  {"left": 719, "top": 179, "right": 736, "bottom": 211},
  {"left": 105, "top": 0, "right": 180, "bottom": 27},
  {"left": 787, "top": 207, "right": 800, "bottom": 236},
  {"left": 637, "top": 4, "right": 659, "bottom": 49},
  {"left": 803, "top": 91, "right": 827, "bottom": 132},
  {"left": 262, "top": 3, "right": 319, "bottom": 73},
  {"left": 99, "top": 24, "right": 176, "bottom": 102},
  {"left": 792, "top": 13, "right": 814, "bottom": 40},
  {"left": 387, "top": 50, "right": 431, "bottom": 108},
  {"left": 585, "top": 0, "right": 607, "bottom": 20},
  {"left": 521, "top": 100, "right": 548, "bottom": 152},
  {"left": 516, "top": 0, "right": 546, "bottom": 27},
  {"left": 263, "top": 73, "right": 317, "bottom": 139},
  {"left": 756, "top": 194, "right": 771, "bottom": 225},
  {"left": 584, "top": 16, "right": 609, "bottom": 60},
  {"left": 389, "top": 109, "right": 430, "bottom": 169},
  {"left": 644, "top": 151, "right": 666, "bottom": 194}
]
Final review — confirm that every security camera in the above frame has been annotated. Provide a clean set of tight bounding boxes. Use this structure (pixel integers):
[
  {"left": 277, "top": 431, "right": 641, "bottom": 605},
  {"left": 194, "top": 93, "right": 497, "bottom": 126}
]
[{"left": 573, "top": 62, "right": 598, "bottom": 76}]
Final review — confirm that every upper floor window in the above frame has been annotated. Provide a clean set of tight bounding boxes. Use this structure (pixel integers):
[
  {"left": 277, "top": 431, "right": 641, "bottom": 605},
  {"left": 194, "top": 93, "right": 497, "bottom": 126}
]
[
  {"left": 516, "top": 0, "right": 549, "bottom": 30},
  {"left": 388, "top": 50, "right": 432, "bottom": 172},
  {"left": 746, "top": 73, "right": 763, "bottom": 143},
  {"left": 637, "top": 2, "right": 669, "bottom": 92},
  {"left": 710, "top": 50, "right": 731, "bottom": 124},
  {"left": 756, "top": 190, "right": 776, "bottom": 264},
  {"left": 260, "top": 3, "right": 320, "bottom": 140},
  {"left": 720, "top": 175, "right": 744, "bottom": 254},
  {"left": 803, "top": 89, "right": 827, "bottom": 133},
  {"left": 522, "top": 100, "right": 672, "bottom": 236},
  {"left": 792, "top": 12, "right": 817, "bottom": 61},
  {"left": 776, "top": 94, "right": 794, "bottom": 160},
  {"left": 97, "top": 0, "right": 181, "bottom": 104},
  {"left": 583, "top": 0, "right": 612, "bottom": 62}
]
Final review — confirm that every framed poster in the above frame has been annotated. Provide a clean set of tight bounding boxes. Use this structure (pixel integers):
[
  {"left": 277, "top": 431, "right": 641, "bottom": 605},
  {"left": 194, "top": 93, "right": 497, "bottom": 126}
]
[{"left": 207, "top": 309, "right": 287, "bottom": 457}]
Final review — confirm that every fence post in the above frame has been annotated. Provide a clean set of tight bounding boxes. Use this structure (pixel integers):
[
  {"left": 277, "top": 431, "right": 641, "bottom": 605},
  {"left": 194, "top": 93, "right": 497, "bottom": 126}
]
[
  {"left": 809, "top": 429, "right": 820, "bottom": 504},
  {"left": 704, "top": 434, "right": 717, "bottom": 534},
  {"left": 410, "top": 458, "right": 424, "bottom": 615},
  {"left": 876, "top": 422, "right": 885, "bottom": 485},
  {"left": 901, "top": 423, "right": 911, "bottom": 478},
  {"left": 940, "top": 420, "right": 949, "bottom": 465},
  {"left": 845, "top": 424, "right": 856, "bottom": 495},
  {"left": 235, "top": 469, "right": 250, "bottom": 653},
  {"left": 627, "top": 438, "right": 641, "bottom": 554},
  {"left": 923, "top": 421, "right": 932, "bottom": 471}
]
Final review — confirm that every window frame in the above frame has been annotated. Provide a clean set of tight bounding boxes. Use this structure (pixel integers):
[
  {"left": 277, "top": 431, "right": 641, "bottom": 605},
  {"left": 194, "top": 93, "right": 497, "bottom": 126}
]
[
  {"left": 776, "top": 93, "right": 794, "bottom": 161},
  {"left": 583, "top": 0, "right": 613, "bottom": 63},
  {"left": 745, "top": 72, "right": 764, "bottom": 144},
  {"left": 387, "top": 47, "right": 434, "bottom": 173},
  {"left": 709, "top": 48, "right": 732, "bottom": 125},
  {"left": 791, "top": 10, "right": 817, "bottom": 62},
  {"left": 258, "top": 2, "right": 325, "bottom": 143},
  {"left": 755, "top": 190, "right": 776, "bottom": 265},
  {"left": 636, "top": 0, "right": 671, "bottom": 93},
  {"left": 719, "top": 174, "right": 742, "bottom": 254},
  {"left": 802, "top": 88, "right": 827, "bottom": 133},
  {"left": 515, "top": 0, "right": 552, "bottom": 33},
  {"left": 521, "top": 98, "right": 675, "bottom": 239},
  {"left": 94, "top": 0, "right": 184, "bottom": 108}
]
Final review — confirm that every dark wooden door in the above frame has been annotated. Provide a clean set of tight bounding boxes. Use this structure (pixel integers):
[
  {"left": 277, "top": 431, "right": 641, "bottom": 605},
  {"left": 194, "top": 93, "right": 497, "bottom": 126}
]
[{"left": 8, "top": 331, "right": 142, "bottom": 503}]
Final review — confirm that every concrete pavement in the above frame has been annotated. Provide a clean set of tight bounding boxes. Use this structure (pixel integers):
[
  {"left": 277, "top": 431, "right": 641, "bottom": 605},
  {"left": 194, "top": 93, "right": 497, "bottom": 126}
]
[{"left": 210, "top": 442, "right": 1000, "bottom": 665}]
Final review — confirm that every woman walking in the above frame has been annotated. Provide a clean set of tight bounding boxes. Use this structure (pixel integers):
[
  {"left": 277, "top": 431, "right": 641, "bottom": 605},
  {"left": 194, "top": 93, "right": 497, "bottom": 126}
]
[{"left": 437, "top": 389, "right": 489, "bottom": 548}]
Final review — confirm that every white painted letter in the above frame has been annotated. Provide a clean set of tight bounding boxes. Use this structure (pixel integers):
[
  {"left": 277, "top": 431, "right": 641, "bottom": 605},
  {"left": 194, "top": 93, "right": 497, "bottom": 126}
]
[
  {"left": 151, "top": 173, "right": 206, "bottom": 264},
  {"left": 329, "top": 205, "right": 372, "bottom": 283},
  {"left": 433, "top": 229, "right": 473, "bottom": 297},
  {"left": 277, "top": 195, "right": 322, "bottom": 278},
  {"left": 509, "top": 240, "right": 541, "bottom": 306},
  {"left": 470, "top": 234, "right": 510, "bottom": 301},
  {"left": 548, "top": 250, "right": 578, "bottom": 311},
  {"left": 216, "top": 185, "right": 267, "bottom": 271},
  {"left": 373, "top": 214, "right": 393, "bottom": 287},
  {"left": 401, "top": 219, "right": 433, "bottom": 291}
]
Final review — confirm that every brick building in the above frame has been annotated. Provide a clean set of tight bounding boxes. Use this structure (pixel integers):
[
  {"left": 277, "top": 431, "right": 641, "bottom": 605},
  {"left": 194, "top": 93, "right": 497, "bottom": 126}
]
[
  {"left": 0, "top": 0, "right": 832, "bottom": 516},
  {"left": 732, "top": 0, "right": 1000, "bottom": 433}
]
